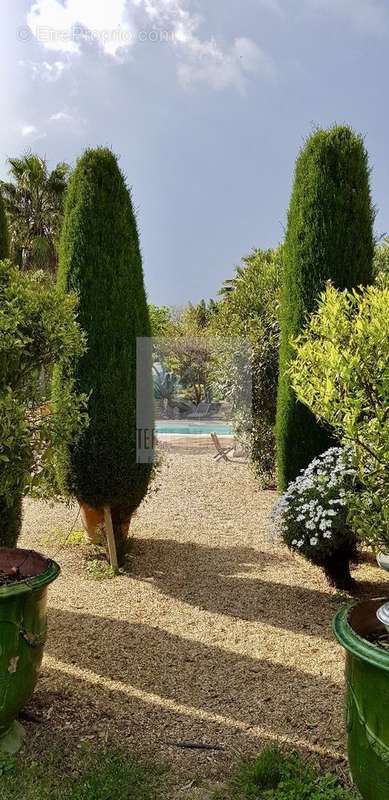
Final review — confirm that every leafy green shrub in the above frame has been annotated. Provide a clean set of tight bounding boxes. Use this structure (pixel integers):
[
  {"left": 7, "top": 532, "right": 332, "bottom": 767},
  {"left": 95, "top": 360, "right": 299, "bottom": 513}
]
[
  {"left": 290, "top": 279, "right": 389, "bottom": 552},
  {"left": 0, "top": 190, "right": 9, "bottom": 260},
  {"left": 0, "top": 261, "right": 86, "bottom": 546},
  {"left": 276, "top": 125, "right": 375, "bottom": 491},
  {"left": 373, "top": 237, "right": 389, "bottom": 277},
  {"left": 227, "top": 747, "right": 355, "bottom": 799},
  {"left": 55, "top": 148, "right": 153, "bottom": 560},
  {"left": 148, "top": 304, "right": 173, "bottom": 338},
  {"left": 212, "top": 248, "right": 282, "bottom": 486},
  {"left": 271, "top": 448, "right": 358, "bottom": 590},
  {"left": 251, "top": 318, "right": 280, "bottom": 485}
]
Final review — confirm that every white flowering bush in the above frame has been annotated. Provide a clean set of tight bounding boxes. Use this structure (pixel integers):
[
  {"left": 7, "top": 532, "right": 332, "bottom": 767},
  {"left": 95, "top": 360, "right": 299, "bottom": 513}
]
[{"left": 271, "top": 447, "right": 358, "bottom": 590}]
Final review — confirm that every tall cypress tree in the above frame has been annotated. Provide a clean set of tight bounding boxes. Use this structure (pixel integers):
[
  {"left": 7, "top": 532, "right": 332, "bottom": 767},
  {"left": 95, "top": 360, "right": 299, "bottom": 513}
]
[
  {"left": 0, "top": 191, "right": 9, "bottom": 260},
  {"left": 56, "top": 148, "right": 153, "bottom": 557},
  {"left": 276, "top": 125, "right": 375, "bottom": 491}
]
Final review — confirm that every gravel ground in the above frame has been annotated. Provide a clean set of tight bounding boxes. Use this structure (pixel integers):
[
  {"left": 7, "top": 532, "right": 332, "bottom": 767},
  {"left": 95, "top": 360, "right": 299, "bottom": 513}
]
[{"left": 19, "top": 452, "right": 389, "bottom": 790}]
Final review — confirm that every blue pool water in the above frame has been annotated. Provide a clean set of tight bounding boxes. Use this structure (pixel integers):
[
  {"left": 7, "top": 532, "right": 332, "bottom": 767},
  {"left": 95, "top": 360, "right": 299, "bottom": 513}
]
[{"left": 156, "top": 423, "right": 232, "bottom": 436}]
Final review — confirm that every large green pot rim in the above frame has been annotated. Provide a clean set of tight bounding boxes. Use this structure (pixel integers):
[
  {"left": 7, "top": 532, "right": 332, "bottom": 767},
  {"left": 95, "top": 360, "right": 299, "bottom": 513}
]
[
  {"left": 0, "top": 555, "right": 60, "bottom": 601},
  {"left": 333, "top": 598, "right": 389, "bottom": 672}
]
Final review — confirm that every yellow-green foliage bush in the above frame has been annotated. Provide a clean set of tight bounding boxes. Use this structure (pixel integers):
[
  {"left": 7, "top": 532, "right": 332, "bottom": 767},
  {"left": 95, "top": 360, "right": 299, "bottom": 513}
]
[
  {"left": 0, "top": 261, "right": 86, "bottom": 546},
  {"left": 290, "top": 278, "right": 389, "bottom": 551}
]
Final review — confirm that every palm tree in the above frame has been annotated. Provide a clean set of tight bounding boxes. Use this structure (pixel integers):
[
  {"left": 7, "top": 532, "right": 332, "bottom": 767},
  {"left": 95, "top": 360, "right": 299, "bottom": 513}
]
[
  {"left": 219, "top": 264, "right": 247, "bottom": 296},
  {"left": 0, "top": 154, "right": 70, "bottom": 274}
]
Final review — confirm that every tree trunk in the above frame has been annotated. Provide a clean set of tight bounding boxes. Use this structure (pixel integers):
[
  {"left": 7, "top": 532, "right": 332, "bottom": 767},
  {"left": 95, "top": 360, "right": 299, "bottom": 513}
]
[
  {"left": 111, "top": 508, "right": 132, "bottom": 566},
  {"left": 322, "top": 549, "right": 357, "bottom": 592},
  {"left": 0, "top": 494, "right": 23, "bottom": 548}
]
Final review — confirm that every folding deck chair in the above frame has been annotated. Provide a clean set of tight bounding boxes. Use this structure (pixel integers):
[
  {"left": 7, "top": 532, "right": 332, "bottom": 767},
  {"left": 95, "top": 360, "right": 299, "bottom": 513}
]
[{"left": 210, "top": 432, "right": 235, "bottom": 462}]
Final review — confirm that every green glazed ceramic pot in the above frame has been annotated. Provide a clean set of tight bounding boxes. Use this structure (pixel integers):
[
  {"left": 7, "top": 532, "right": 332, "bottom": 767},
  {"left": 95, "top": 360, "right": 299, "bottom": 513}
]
[
  {"left": 334, "top": 598, "right": 389, "bottom": 800},
  {"left": 0, "top": 548, "right": 60, "bottom": 753}
]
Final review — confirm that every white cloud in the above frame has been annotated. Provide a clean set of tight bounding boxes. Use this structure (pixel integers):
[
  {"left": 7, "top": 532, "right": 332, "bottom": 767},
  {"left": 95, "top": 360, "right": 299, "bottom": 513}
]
[
  {"left": 21, "top": 124, "right": 37, "bottom": 136},
  {"left": 19, "top": 124, "right": 47, "bottom": 141},
  {"left": 27, "top": 0, "right": 134, "bottom": 56},
  {"left": 25, "top": 0, "right": 275, "bottom": 90},
  {"left": 50, "top": 110, "right": 72, "bottom": 122},
  {"left": 306, "top": 0, "right": 388, "bottom": 34},
  {"left": 48, "top": 108, "right": 86, "bottom": 134},
  {"left": 138, "top": 0, "right": 275, "bottom": 89},
  {"left": 178, "top": 37, "right": 275, "bottom": 91},
  {"left": 19, "top": 59, "right": 69, "bottom": 81},
  {"left": 20, "top": 111, "right": 85, "bottom": 139}
]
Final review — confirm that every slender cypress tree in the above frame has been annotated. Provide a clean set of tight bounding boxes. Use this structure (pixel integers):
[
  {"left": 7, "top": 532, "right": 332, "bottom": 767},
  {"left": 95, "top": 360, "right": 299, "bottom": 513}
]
[
  {"left": 0, "top": 191, "right": 9, "bottom": 260},
  {"left": 276, "top": 125, "right": 375, "bottom": 491},
  {"left": 56, "top": 148, "right": 153, "bottom": 558}
]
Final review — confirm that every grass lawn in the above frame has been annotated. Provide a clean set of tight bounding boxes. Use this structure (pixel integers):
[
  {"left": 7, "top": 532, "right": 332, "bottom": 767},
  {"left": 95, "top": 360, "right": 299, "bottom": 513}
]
[
  {"left": 0, "top": 750, "right": 162, "bottom": 800},
  {"left": 0, "top": 747, "right": 357, "bottom": 800}
]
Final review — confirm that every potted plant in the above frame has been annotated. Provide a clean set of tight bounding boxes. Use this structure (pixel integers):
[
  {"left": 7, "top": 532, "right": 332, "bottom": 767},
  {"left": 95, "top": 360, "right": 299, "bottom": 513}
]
[
  {"left": 0, "top": 549, "right": 60, "bottom": 753},
  {"left": 0, "top": 207, "right": 84, "bottom": 753},
  {"left": 0, "top": 260, "right": 87, "bottom": 548},
  {"left": 288, "top": 276, "right": 389, "bottom": 799},
  {"left": 334, "top": 599, "right": 389, "bottom": 800},
  {"left": 271, "top": 447, "right": 358, "bottom": 590},
  {"left": 54, "top": 148, "right": 153, "bottom": 566}
]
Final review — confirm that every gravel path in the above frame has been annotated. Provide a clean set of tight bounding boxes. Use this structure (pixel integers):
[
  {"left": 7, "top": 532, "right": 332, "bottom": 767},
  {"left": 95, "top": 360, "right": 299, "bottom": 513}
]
[{"left": 19, "top": 453, "right": 389, "bottom": 786}]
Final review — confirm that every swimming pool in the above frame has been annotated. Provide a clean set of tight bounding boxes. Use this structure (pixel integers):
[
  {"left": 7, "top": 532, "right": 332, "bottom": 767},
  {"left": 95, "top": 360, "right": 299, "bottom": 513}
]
[{"left": 155, "top": 422, "right": 232, "bottom": 436}]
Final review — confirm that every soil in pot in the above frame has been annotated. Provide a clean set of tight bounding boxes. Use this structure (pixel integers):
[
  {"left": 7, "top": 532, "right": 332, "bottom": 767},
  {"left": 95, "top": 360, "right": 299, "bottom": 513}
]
[
  {"left": 0, "top": 549, "right": 52, "bottom": 587},
  {"left": 365, "top": 631, "right": 389, "bottom": 651},
  {"left": 0, "top": 548, "right": 51, "bottom": 583}
]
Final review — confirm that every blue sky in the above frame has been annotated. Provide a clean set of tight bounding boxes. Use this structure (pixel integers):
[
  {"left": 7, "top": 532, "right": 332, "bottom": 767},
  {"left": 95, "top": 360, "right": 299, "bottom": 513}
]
[{"left": 1, "top": 1, "right": 388, "bottom": 304}]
